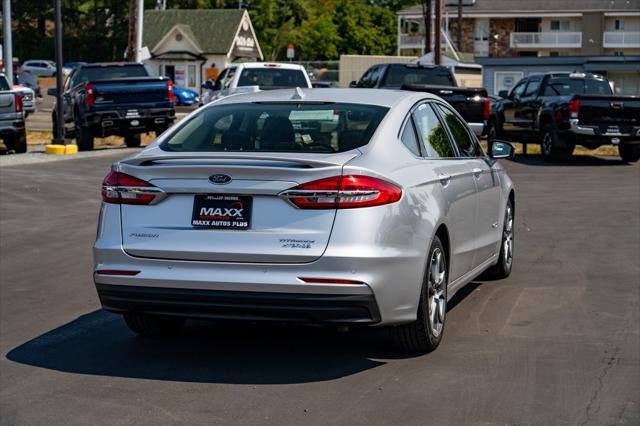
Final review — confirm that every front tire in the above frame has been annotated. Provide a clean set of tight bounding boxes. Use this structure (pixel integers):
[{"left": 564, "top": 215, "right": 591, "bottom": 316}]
[
  {"left": 391, "top": 236, "right": 447, "bottom": 353},
  {"left": 123, "top": 313, "right": 185, "bottom": 336},
  {"left": 481, "top": 198, "right": 514, "bottom": 280},
  {"left": 619, "top": 145, "right": 640, "bottom": 163},
  {"left": 4, "top": 130, "right": 27, "bottom": 153}
]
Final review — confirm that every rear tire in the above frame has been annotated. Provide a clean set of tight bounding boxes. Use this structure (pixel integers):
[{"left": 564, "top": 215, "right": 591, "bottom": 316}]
[
  {"left": 481, "top": 198, "right": 514, "bottom": 280},
  {"left": 124, "top": 133, "right": 141, "bottom": 148},
  {"left": 4, "top": 130, "right": 27, "bottom": 153},
  {"left": 619, "top": 145, "right": 640, "bottom": 163},
  {"left": 390, "top": 236, "right": 447, "bottom": 353},
  {"left": 541, "top": 124, "right": 569, "bottom": 162},
  {"left": 75, "top": 122, "right": 94, "bottom": 151},
  {"left": 123, "top": 313, "right": 185, "bottom": 336},
  {"left": 486, "top": 118, "right": 497, "bottom": 154}
]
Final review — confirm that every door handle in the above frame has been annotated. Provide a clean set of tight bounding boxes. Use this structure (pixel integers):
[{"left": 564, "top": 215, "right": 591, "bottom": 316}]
[
  {"left": 473, "top": 168, "right": 483, "bottom": 179},
  {"left": 439, "top": 174, "right": 451, "bottom": 186}
]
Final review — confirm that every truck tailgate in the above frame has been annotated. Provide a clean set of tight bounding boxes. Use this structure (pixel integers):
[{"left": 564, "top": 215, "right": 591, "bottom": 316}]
[
  {"left": 91, "top": 78, "right": 170, "bottom": 108},
  {"left": 402, "top": 84, "right": 488, "bottom": 124},
  {"left": 577, "top": 94, "right": 640, "bottom": 135}
]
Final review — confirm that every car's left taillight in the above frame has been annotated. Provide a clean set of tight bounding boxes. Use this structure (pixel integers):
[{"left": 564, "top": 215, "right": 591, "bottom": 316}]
[
  {"left": 569, "top": 98, "right": 580, "bottom": 119},
  {"left": 101, "top": 170, "right": 165, "bottom": 205},
  {"left": 14, "top": 94, "right": 23, "bottom": 113},
  {"left": 167, "top": 80, "right": 175, "bottom": 103},
  {"left": 280, "top": 175, "right": 402, "bottom": 209},
  {"left": 85, "top": 82, "right": 95, "bottom": 108}
]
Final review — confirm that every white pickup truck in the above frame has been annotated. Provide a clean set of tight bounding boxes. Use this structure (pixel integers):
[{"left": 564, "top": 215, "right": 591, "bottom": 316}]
[{"left": 200, "top": 62, "right": 312, "bottom": 105}]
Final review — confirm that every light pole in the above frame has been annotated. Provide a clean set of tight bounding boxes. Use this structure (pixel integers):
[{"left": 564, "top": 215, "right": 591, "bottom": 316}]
[
  {"left": 53, "top": 0, "right": 66, "bottom": 144},
  {"left": 2, "top": 0, "right": 13, "bottom": 86}
]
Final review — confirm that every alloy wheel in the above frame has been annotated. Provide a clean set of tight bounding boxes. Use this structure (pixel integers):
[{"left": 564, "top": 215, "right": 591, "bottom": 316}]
[
  {"left": 503, "top": 204, "right": 514, "bottom": 270},
  {"left": 428, "top": 247, "right": 446, "bottom": 337}
]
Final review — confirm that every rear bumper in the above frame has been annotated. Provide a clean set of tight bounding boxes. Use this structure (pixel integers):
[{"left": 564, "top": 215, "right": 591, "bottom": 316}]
[
  {"left": 568, "top": 119, "right": 640, "bottom": 143},
  {"left": 0, "top": 118, "right": 25, "bottom": 135},
  {"left": 96, "top": 283, "right": 380, "bottom": 324},
  {"left": 86, "top": 108, "right": 175, "bottom": 134}
]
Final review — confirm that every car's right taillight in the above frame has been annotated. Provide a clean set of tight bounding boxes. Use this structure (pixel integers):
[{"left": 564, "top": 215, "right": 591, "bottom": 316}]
[
  {"left": 569, "top": 98, "right": 580, "bottom": 119},
  {"left": 101, "top": 170, "right": 165, "bottom": 205},
  {"left": 14, "top": 94, "right": 23, "bottom": 113},
  {"left": 85, "top": 82, "right": 95, "bottom": 107},
  {"left": 483, "top": 97, "right": 490, "bottom": 120},
  {"left": 280, "top": 175, "right": 402, "bottom": 209}
]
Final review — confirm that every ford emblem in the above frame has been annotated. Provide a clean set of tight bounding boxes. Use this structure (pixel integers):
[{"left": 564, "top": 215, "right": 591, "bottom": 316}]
[{"left": 209, "top": 174, "right": 232, "bottom": 185}]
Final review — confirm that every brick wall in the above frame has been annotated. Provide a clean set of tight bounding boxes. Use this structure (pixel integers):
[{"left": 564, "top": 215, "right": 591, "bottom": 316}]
[
  {"left": 490, "top": 18, "right": 517, "bottom": 57},
  {"left": 448, "top": 18, "right": 475, "bottom": 53}
]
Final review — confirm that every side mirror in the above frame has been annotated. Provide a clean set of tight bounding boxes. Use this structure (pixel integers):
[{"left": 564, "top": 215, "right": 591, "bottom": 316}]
[
  {"left": 498, "top": 90, "right": 508, "bottom": 99},
  {"left": 47, "top": 88, "right": 58, "bottom": 96},
  {"left": 349, "top": 80, "right": 358, "bottom": 88},
  {"left": 489, "top": 140, "right": 515, "bottom": 159}
]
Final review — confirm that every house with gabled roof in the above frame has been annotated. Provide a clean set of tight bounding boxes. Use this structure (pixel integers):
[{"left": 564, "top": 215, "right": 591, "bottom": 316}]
[{"left": 142, "top": 9, "right": 263, "bottom": 91}]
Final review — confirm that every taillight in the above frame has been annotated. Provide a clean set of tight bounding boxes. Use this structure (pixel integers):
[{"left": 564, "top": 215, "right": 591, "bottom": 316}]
[
  {"left": 569, "top": 98, "right": 580, "bottom": 119},
  {"left": 280, "top": 175, "right": 402, "bottom": 209},
  {"left": 167, "top": 80, "right": 174, "bottom": 103},
  {"left": 14, "top": 94, "right": 23, "bottom": 113},
  {"left": 85, "top": 82, "right": 95, "bottom": 107},
  {"left": 483, "top": 97, "right": 490, "bottom": 120},
  {"left": 101, "top": 170, "right": 165, "bottom": 205}
]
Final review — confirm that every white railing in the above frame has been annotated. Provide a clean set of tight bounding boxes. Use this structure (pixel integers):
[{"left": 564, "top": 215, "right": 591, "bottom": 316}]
[
  {"left": 510, "top": 32, "right": 582, "bottom": 48},
  {"left": 603, "top": 32, "right": 640, "bottom": 48}
]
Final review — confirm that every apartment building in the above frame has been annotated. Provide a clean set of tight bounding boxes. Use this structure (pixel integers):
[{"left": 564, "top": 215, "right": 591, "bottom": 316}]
[
  {"left": 397, "top": 0, "right": 640, "bottom": 57},
  {"left": 397, "top": 1, "right": 640, "bottom": 94}
]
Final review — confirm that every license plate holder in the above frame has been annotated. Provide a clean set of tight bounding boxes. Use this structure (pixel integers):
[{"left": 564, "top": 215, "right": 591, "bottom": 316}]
[{"left": 191, "top": 195, "right": 252, "bottom": 230}]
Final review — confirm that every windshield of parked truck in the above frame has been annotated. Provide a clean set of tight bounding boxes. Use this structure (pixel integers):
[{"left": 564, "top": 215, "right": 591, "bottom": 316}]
[
  {"left": 161, "top": 102, "right": 388, "bottom": 153},
  {"left": 543, "top": 77, "right": 612, "bottom": 96},
  {"left": 75, "top": 65, "right": 149, "bottom": 83},
  {"left": 237, "top": 68, "right": 308, "bottom": 89},
  {"left": 382, "top": 65, "right": 456, "bottom": 87}
]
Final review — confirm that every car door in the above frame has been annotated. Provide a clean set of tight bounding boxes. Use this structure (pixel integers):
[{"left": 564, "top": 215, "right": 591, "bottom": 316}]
[
  {"left": 502, "top": 78, "right": 528, "bottom": 136},
  {"left": 412, "top": 102, "right": 478, "bottom": 282},
  {"left": 435, "top": 103, "right": 502, "bottom": 268},
  {"left": 517, "top": 76, "right": 542, "bottom": 136}
]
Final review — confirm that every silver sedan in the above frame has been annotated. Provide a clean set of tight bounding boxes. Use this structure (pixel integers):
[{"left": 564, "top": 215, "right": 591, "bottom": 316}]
[{"left": 94, "top": 88, "right": 515, "bottom": 352}]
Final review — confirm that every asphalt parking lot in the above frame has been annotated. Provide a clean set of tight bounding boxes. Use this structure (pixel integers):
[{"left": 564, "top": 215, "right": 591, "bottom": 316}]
[{"left": 0, "top": 151, "right": 638, "bottom": 425}]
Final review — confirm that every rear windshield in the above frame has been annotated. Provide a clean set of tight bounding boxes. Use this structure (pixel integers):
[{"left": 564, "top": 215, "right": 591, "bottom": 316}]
[
  {"left": 382, "top": 65, "right": 455, "bottom": 87},
  {"left": 238, "top": 68, "right": 308, "bottom": 89},
  {"left": 543, "top": 77, "right": 612, "bottom": 96},
  {"left": 160, "top": 102, "right": 388, "bottom": 153},
  {"left": 0, "top": 76, "right": 9, "bottom": 90},
  {"left": 75, "top": 65, "right": 148, "bottom": 83}
]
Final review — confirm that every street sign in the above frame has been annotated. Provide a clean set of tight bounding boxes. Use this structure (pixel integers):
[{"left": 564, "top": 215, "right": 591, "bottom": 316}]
[{"left": 286, "top": 43, "right": 295, "bottom": 60}]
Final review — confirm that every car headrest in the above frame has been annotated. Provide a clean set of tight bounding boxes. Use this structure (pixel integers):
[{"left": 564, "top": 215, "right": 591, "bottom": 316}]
[
  {"left": 338, "top": 130, "right": 364, "bottom": 152},
  {"left": 221, "top": 131, "right": 253, "bottom": 151},
  {"left": 261, "top": 116, "right": 296, "bottom": 150}
]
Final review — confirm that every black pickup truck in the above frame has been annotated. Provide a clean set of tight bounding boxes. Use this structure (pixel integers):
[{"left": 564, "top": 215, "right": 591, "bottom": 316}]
[
  {"left": 488, "top": 72, "right": 640, "bottom": 162},
  {"left": 49, "top": 62, "right": 175, "bottom": 150},
  {"left": 351, "top": 63, "right": 489, "bottom": 136}
]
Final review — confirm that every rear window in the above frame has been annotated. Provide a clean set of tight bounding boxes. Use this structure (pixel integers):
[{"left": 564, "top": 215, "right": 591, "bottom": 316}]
[
  {"left": 161, "top": 102, "right": 388, "bottom": 153},
  {"left": 237, "top": 68, "right": 308, "bottom": 89},
  {"left": 382, "top": 65, "right": 455, "bottom": 87},
  {"left": 76, "top": 65, "right": 148, "bottom": 83},
  {"left": 543, "top": 77, "right": 612, "bottom": 96},
  {"left": 0, "top": 76, "right": 9, "bottom": 90}
]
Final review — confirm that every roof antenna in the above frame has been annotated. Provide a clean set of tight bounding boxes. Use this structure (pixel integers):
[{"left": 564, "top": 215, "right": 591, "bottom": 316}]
[{"left": 292, "top": 87, "right": 305, "bottom": 100}]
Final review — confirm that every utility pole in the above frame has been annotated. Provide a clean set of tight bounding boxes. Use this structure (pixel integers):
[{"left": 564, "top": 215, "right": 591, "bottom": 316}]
[
  {"left": 136, "top": 0, "right": 143, "bottom": 61},
  {"left": 457, "top": 0, "right": 462, "bottom": 51},
  {"left": 422, "top": 0, "right": 431, "bottom": 54},
  {"left": 53, "top": 0, "right": 66, "bottom": 144},
  {"left": 2, "top": 0, "right": 13, "bottom": 86},
  {"left": 435, "top": 0, "right": 442, "bottom": 64},
  {"left": 127, "top": 0, "right": 138, "bottom": 61}
]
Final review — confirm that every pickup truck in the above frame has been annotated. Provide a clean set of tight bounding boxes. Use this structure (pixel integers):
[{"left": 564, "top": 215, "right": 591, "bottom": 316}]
[
  {"left": 49, "top": 62, "right": 175, "bottom": 151},
  {"left": 0, "top": 90, "right": 26, "bottom": 153},
  {"left": 200, "top": 62, "right": 312, "bottom": 105},
  {"left": 1, "top": 74, "right": 36, "bottom": 117},
  {"left": 489, "top": 72, "right": 640, "bottom": 162},
  {"left": 350, "top": 63, "right": 489, "bottom": 136}
]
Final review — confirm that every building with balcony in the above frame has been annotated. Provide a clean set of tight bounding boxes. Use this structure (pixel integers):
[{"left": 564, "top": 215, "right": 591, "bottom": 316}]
[
  {"left": 398, "top": 1, "right": 640, "bottom": 58},
  {"left": 397, "top": 0, "right": 640, "bottom": 94}
]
